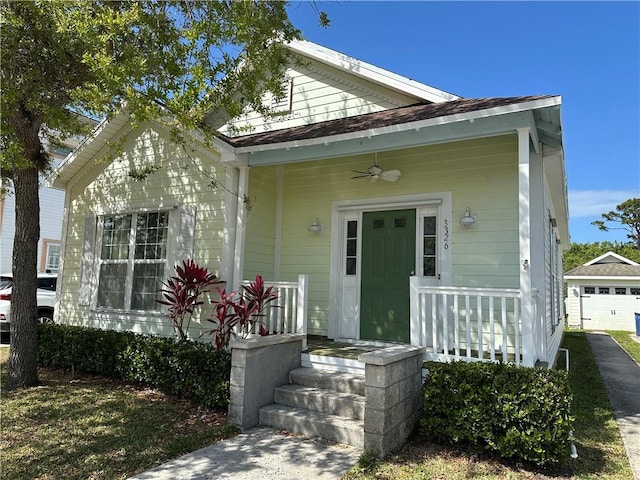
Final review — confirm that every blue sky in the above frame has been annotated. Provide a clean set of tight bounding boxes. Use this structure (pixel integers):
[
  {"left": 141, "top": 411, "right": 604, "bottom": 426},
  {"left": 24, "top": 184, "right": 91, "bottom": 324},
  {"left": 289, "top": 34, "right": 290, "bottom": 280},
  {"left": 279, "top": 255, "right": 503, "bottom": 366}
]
[{"left": 287, "top": 1, "right": 640, "bottom": 245}]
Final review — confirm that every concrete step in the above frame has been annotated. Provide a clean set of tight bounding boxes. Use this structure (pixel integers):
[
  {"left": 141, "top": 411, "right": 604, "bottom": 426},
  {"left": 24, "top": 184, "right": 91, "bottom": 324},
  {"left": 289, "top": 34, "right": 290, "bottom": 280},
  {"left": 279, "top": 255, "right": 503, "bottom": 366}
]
[
  {"left": 289, "top": 367, "right": 365, "bottom": 396},
  {"left": 259, "top": 403, "right": 364, "bottom": 449},
  {"left": 274, "top": 384, "right": 365, "bottom": 420}
]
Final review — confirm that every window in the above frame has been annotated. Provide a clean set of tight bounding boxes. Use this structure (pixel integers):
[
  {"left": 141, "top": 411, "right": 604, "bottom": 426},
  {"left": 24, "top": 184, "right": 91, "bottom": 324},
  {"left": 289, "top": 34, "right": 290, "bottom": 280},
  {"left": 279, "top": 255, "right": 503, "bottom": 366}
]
[
  {"left": 345, "top": 220, "right": 358, "bottom": 276},
  {"left": 631, "top": 288, "right": 640, "bottom": 295},
  {"left": 423, "top": 216, "right": 437, "bottom": 276},
  {"left": 45, "top": 243, "right": 60, "bottom": 272},
  {"left": 584, "top": 286, "right": 595, "bottom": 295},
  {"left": 598, "top": 287, "right": 610, "bottom": 295},
  {"left": 96, "top": 211, "right": 169, "bottom": 311},
  {"left": 615, "top": 287, "right": 627, "bottom": 295}
]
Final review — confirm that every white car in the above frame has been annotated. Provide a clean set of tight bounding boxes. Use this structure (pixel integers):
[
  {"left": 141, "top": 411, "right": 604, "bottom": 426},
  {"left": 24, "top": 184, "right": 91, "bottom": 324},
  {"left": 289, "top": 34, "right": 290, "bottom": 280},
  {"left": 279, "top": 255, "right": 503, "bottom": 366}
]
[{"left": 0, "top": 273, "right": 57, "bottom": 333}]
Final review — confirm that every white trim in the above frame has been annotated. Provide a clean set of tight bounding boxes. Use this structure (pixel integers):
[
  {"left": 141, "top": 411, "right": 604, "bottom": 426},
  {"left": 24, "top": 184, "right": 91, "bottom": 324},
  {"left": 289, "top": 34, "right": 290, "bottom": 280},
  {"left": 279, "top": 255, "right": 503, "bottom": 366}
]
[
  {"left": 233, "top": 166, "right": 249, "bottom": 290},
  {"left": 565, "top": 275, "right": 640, "bottom": 281},
  {"left": 274, "top": 165, "right": 284, "bottom": 281},
  {"left": 328, "top": 192, "right": 452, "bottom": 342},
  {"left": 54, "top": 188, "right": 71, "bottom": 323},
  {"left": 584, "top": 251, "right": 640, "bottom": 267},
  {"left": 518, "top": 127, "right": 534, "bottom": 367},
  {"left": 221, "top": 165, "right": 239, "bottom": 284},
  {"left": 287, "top": 40, "right": 459, "bottom": 103}
]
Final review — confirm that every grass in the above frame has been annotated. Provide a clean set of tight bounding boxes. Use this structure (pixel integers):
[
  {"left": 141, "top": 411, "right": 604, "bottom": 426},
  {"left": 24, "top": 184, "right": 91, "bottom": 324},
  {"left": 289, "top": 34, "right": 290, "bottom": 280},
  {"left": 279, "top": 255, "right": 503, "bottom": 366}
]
[
  {"left": 342, "top": 331, "right": 634, "bottom": 480},
  {"left": 0, "top": 346, "right": 237, "bottom": 480},
  {"left": 606, "top": 330, "right": 640, "bottom": 364}
]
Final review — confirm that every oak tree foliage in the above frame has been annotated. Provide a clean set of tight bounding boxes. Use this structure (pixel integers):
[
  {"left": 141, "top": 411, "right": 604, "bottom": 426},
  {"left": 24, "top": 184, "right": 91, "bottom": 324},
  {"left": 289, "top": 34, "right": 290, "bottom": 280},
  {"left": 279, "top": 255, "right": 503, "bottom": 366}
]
[{"left": 1, "top": 0, "right": 314, "bottom": 388}]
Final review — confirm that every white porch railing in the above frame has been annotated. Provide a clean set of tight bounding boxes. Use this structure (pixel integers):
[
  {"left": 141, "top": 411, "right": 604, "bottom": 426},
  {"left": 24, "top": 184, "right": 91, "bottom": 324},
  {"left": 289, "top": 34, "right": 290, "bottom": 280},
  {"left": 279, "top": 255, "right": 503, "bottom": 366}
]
[
  {"left": 410, "top": 278, "right": 523, "bottom": 366},
  {"left": 240, "top": 274, "right": 308, "bottom": 351}
]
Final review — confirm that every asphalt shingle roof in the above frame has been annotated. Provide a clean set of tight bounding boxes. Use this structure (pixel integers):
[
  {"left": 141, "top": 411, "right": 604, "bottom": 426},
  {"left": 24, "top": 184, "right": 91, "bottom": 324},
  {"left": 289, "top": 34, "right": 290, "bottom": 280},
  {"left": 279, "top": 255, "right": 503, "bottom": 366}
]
[
  {"left": 221, "top": 95, "right": 555, "bottom": 148},
  {"left": 565, "top": 263, "right": 640, "bottom": 277}
]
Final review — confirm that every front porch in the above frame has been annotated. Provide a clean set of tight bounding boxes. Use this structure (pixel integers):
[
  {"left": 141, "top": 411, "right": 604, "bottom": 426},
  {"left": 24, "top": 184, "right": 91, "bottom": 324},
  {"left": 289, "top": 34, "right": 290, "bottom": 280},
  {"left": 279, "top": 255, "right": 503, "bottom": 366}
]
[{"left": 247, "top": 275, "right": 540, "bottom": 370}]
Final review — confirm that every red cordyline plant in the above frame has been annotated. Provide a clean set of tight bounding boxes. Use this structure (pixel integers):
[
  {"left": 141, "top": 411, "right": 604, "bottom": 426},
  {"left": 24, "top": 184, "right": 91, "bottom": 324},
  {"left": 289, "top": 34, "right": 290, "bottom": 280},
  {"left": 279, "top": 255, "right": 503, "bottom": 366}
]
[
  {"left": 203, "top": 274, "right": 279, "bottom": 351},
  {"left": 157, "top": 259, "right": 224, "bottom": 341}
]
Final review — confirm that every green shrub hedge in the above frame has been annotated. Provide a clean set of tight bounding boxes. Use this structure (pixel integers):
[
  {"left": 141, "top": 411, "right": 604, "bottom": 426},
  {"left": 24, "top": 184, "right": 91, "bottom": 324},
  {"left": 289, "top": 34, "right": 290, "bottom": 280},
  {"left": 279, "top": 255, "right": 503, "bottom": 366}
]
[
  {"left": 421, "top": 361, "right": 574, "bottom": 466},
  {"left": 38, "top": 323, "right": 231, "bottom": 409}
]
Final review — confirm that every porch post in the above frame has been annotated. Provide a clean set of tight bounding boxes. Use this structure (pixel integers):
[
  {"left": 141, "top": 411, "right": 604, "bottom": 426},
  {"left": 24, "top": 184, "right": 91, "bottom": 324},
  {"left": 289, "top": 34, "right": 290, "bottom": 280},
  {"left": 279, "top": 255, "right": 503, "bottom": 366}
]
[
  {"left": 518, "top": 128, "right": 535, "bottom": 367},
  {"left": 232, "top": 165, "right": 249, "bottom": 291},
  {"left": 296, "top": 274, "right": 308, "bottom": 351}
]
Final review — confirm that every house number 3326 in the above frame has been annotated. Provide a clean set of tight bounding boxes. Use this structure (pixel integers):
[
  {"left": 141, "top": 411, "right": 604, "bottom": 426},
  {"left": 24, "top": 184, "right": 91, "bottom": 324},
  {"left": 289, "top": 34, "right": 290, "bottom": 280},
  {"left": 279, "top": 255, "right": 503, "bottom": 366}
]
[{"left": 443, "top": 219, "right": 449, "bottom": 250}]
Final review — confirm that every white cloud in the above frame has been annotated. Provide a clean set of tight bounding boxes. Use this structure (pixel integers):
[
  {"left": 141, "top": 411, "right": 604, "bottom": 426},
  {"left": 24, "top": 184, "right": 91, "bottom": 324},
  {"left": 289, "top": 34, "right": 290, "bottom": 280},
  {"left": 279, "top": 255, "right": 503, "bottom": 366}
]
[{"left": 568, "top": 189, "right": 639, "bottom": 218}]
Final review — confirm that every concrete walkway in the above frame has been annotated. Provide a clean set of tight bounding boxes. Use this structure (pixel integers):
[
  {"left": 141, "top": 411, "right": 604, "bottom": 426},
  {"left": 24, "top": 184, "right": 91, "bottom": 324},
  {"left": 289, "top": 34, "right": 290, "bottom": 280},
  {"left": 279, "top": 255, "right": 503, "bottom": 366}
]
[
  {"left": 128, "top": 426, "right": 361, "bottom": 480},
  {"left": 587, "top": 332, "right": 640, "bottom": 480}
]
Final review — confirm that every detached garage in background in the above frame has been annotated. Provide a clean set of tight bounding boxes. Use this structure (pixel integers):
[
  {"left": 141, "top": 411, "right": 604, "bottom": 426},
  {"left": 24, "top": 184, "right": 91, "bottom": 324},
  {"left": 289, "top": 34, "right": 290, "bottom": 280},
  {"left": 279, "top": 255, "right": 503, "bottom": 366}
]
[{"left": 565, "top": 252, "right": 640, "bottom": 331}]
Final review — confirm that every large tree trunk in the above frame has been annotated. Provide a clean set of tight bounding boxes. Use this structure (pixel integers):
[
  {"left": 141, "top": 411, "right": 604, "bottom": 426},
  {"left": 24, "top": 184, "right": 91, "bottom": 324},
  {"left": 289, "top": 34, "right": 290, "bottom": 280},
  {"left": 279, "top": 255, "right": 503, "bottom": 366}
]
[{"left": 5, "top": 167, "right": 40, "bottom": 389}]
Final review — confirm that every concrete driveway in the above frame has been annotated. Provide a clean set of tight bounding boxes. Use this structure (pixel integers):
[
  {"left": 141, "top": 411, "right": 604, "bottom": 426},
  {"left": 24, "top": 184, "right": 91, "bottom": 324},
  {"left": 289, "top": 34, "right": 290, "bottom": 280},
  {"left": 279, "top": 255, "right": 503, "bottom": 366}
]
[{"left": 587, "top": 332, "right": 640, "bottom": 480}]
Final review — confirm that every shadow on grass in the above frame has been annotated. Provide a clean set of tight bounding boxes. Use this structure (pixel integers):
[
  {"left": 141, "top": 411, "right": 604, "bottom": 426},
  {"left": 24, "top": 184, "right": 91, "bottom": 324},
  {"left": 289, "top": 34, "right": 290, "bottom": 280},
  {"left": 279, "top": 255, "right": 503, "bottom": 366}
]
[{"left": 1, "top": 367, "right": 236, "bottom": 480}]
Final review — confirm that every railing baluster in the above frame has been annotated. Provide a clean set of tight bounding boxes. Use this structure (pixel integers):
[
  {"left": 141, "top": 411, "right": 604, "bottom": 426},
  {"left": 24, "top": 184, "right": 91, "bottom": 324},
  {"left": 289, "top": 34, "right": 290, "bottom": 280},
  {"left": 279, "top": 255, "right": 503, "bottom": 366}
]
[
  {"left": 465, "top": 295, "right": 471, "bottom": 360},
  {"left": 453, "top": 294, "right": 460, "bottom": 359},
  {"left": 514, "top": 296, "right": 520, "bottom": 365},
  {"left": 489, "top": 296, "right": 495, "bottom": 361},
  {"left": 501, "top": 297, "right": 508, "bottom": 363},
  {"left": 477, "top": 295, "right": 483, "bottom": 360},
  {"left": 431, "top": 292, "right": 437, "bottom": 354}
]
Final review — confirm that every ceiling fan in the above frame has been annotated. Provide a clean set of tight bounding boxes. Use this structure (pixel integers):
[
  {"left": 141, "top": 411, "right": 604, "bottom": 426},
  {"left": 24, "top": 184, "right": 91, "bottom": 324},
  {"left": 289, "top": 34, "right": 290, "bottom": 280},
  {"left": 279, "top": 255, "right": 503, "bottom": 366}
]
[{"left": 351, "top": 155, "right": 401, "bottom": 183}]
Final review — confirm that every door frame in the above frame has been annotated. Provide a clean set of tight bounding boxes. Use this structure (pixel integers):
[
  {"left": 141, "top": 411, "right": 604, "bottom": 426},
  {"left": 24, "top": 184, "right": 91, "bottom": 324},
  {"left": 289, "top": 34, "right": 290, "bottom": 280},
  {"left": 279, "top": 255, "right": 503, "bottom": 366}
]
[{"left": 328, "top": 192, "right": 453, "bottom": 341}]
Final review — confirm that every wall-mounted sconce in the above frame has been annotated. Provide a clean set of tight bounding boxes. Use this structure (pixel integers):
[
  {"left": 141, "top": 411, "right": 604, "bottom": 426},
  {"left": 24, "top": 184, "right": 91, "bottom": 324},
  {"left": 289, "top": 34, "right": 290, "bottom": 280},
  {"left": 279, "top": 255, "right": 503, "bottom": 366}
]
[
  {"left": 459, "top": 207, "right": 477, "bottom": 228},
  {"left": 308, "top": 218, "right": 323, "bottom": 234},
  {"left": 522, "top": 259, "right": 529, "bottom": 270}
]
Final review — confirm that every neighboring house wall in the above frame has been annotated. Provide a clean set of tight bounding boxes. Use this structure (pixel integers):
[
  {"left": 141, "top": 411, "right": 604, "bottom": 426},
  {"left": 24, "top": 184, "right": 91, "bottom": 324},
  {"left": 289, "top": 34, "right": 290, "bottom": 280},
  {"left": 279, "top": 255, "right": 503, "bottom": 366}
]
[
  {"left": 0, "top": 168, "right": 66, "bottom": 275},
  {"left": 242, "top": 135, "right": 522, "bottom": 336},
  {"left": 57, "top": 123, "right": 228, "bottom": 338}
]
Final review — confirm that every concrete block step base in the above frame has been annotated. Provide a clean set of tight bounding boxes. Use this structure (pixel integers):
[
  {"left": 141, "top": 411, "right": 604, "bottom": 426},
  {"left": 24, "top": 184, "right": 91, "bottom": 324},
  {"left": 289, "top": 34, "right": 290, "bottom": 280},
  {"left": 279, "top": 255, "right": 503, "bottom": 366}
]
[
  {"left": 274, "top": 384, "right": 365, "bottom": 420},
  {"left": 289, "top": 367, "right": 365, "bottom": 396},
  {"left": 259, "top": 403, "right": 364, "bottom": 449}
]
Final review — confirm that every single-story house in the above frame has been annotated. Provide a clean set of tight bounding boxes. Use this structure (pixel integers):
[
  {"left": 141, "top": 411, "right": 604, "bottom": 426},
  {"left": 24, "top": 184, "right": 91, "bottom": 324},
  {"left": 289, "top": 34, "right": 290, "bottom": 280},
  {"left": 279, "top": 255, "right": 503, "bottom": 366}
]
[
  {"left": 565, "top": 251, "right": 640, "bottom": 331},
  {"left": 50, "top": 39, "right": 570, "bottom": 452},
  {"left": 51, "top": 39, "right": 568, "bottom": 369}
]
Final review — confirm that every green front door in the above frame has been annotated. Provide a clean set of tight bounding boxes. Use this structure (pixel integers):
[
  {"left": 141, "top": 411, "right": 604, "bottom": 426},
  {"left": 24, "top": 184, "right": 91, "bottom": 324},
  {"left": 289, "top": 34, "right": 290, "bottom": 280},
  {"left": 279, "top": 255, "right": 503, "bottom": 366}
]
[{"left": 360, "top": 209, "right": 416, "bottom": 342}]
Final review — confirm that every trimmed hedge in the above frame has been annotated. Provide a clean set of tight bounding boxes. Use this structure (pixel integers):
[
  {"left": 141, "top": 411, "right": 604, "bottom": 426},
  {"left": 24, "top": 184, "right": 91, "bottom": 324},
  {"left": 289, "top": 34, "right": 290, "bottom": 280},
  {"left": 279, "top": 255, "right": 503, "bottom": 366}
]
[
  {"left": 38, "top": 323, "right": 231, "bottom": 409},
  {"left": 421, "top": 361, "right": 574, "bottom": 466}
]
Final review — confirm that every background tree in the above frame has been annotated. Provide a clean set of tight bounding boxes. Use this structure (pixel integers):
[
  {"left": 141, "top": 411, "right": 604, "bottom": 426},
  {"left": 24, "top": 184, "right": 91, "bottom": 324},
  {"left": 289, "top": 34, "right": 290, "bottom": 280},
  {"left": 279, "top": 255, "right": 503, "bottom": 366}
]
[
  {"left": 563, "top": 241, "right": 640, "bottom": 272},
  {"left": 591, "top": 198, "right": 640, "bottom": 249},
  {"left": 0, "top": 0, "right": 321, "bottom": 389}
]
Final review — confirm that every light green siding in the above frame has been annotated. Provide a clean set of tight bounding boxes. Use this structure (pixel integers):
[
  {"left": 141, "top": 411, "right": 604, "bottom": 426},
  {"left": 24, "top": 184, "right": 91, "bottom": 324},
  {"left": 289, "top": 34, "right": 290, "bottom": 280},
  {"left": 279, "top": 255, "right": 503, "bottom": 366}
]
[
  {"left": 221, "top": 59, "right": 420, "bottom": 136},
  {"left": 243, "top": 135, "right": 521, "bottom": 336},
  {"left": 58, "top": 123, "right": 228, "bottom": 339}
]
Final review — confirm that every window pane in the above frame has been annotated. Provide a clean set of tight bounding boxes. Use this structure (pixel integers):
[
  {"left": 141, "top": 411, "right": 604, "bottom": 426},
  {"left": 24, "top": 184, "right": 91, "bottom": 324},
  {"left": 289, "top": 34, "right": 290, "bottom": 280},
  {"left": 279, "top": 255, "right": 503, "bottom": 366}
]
[
  {"left": 347, "top": 220, "right": 357, "bottom": 238},
  {"left": 131, "top": 263, "right": 164, "bottom": 311},
  {"left": 346, "top": 258, "right": 356, "bottom": 276},
  {"left": 134, "top": 212, "right": 169, "bottom": 260},
  {"left": 424, "top": 216, "right": 436, "bottom": 235},
  {"left": 45, "top": 244, "right": 60, "bottom": 271},
  {"left": 631, "top": 288, "right": 640, "bottom": 295},
  {"left": 347, "top": 239, "right": 357, "bottom": 257},
  {"left": 101, "top": 214, "right": 131, "bottom": 260},
  {"left": 423, "top": 257, "right": 436, "bottom": 277},
  {"left": 373, "top": 219, "right": 384, "bottom": 229},
  {"left": 394, "top": 217, "right": 406, "bottom": 228},
  {"left": 615, "top": 288, "right": 627, "bottom": 295},
  {"left": 598, "top": 287, "right": 610, "bottom": 294},
  {"left": 424, "top": 237, "right": 436, "bottom": 255},
  {"left": 584, "top": 287, "right": 595, "bottom": 294},
  {"left": 97, "top": 263, "right": 127, "bottom": 309}
]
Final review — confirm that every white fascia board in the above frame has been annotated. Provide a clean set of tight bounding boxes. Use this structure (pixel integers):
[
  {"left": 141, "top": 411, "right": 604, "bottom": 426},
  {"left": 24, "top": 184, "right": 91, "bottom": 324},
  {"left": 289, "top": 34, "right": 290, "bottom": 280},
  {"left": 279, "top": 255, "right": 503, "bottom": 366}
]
[
  {"left": 287, "top": 40, "right": 459, "bottom": 103},
  {"left": 564, "top": 275, "right": 640, "bottom": 281},
  {"left": 584, "top": 251, "right": 640, "bottom": 266},
  {"left": 236, "top": 96, "right": 558, "bottom": 157},
  {"left": 47, "top": 111, "right": 130, "bottom": 189}
]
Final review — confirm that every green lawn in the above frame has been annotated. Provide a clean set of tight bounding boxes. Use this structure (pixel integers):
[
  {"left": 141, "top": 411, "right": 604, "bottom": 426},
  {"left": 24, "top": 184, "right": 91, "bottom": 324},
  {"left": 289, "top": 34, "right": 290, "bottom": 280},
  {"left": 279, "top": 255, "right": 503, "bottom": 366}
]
[
  {"left": 342, "top": 331, "right": 634, "bottom": 480},
  {"left": 0, "top": 347, "right": 237, "bottom": 480},
  {"left": 607, "top": 330, "right": 640, "bottom": 364}
]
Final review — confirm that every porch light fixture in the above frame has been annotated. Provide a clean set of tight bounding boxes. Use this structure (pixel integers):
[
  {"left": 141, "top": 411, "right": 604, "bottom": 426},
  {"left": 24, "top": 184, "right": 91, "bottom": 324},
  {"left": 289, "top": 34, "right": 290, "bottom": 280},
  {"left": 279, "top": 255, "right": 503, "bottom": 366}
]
[
  {"left": 308, "top": 219, "right": 323, "bottom": 234},
  {"left": 459, "top": 207, "right": 477, "bottom": 227}
]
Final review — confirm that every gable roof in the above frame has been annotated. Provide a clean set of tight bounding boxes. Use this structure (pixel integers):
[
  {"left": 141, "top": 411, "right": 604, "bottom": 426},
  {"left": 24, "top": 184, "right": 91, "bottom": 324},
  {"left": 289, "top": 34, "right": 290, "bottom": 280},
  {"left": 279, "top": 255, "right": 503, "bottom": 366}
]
[
  {"left": 565, "top": 251, "right": 640, "bottom": 278},
  {"left": 287, "top": 40, "right": 459, "bottom": 104}
]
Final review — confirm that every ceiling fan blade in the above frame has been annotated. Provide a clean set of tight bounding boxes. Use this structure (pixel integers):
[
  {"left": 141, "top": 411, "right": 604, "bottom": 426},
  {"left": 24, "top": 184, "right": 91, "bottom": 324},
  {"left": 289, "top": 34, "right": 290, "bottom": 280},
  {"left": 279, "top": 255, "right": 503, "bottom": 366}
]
[
  {"left": 351, "top": 174, "right": 371, "bottom": 180},
  {"left": 352, "top": 170, "right": 370, "bottom": 175}
]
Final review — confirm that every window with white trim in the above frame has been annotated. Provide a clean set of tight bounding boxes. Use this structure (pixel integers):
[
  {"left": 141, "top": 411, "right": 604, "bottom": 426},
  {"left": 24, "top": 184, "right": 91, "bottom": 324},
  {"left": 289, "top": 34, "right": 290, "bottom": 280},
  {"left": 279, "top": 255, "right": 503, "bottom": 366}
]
[
  {"left": 266, "top": 78, "right": 293, "bottom": 113},
  {"left": 96, "top": 211, "right": 169, "bottom": 311},
  {"left": 45, "top": 242, "right": 60, "bottom": 272}
]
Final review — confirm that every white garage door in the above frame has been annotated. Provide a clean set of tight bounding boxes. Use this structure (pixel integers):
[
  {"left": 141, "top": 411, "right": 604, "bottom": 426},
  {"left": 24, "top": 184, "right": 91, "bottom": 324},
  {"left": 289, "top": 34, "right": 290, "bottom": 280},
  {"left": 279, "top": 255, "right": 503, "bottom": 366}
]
[{"left": 580, "top": 286, "right": 640, "bottom": 331}]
